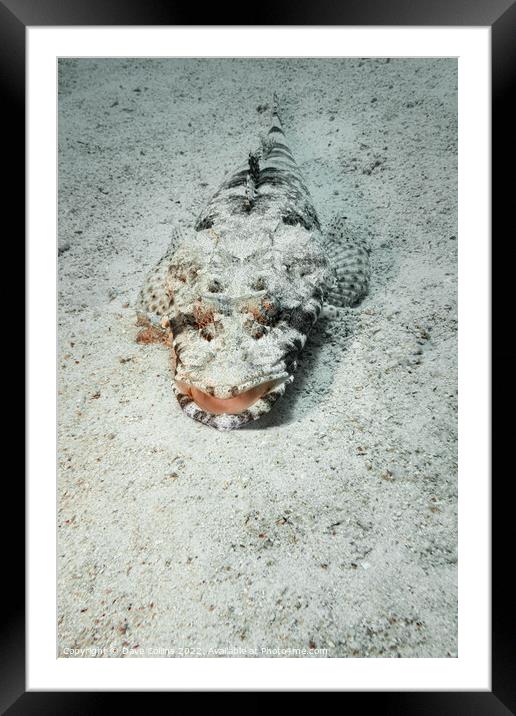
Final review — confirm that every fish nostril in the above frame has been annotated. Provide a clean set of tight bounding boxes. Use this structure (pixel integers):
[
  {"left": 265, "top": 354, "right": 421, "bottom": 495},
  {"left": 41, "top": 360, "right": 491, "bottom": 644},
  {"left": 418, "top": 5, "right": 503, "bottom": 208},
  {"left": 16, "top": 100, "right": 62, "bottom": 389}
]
[
  {"left": 251, "top": 276, "right": 267, "bottom": 291},
  {"left": 208, "top": 279, "right": 223, "bottom": 293}
]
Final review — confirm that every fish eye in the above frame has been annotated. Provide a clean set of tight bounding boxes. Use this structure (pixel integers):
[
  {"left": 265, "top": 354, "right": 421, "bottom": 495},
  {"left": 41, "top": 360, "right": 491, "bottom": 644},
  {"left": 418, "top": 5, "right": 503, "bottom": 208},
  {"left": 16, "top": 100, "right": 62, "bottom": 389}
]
[
  {"left": 244, "top": 318, "right": 266, "bottom": 339},
  {"left": 299, "top": 265, "right": 314, "bottom": 277},
  {"left": 200, "top": 325, "right": 215, "bottom": 341},
  {"left": 240, "top": 294, "right": 280, "bottom": 327}
]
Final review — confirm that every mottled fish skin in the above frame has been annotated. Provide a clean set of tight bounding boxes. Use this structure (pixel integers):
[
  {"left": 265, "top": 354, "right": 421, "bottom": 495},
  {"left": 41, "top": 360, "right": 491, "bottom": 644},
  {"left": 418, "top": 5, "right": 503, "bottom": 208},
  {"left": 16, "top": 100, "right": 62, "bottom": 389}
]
[
  {"left": 136, "top": 95, "right": 370, "bottom": 430},
  {"left": 196, "top": 98, "right": 320, "bottom": 234}
]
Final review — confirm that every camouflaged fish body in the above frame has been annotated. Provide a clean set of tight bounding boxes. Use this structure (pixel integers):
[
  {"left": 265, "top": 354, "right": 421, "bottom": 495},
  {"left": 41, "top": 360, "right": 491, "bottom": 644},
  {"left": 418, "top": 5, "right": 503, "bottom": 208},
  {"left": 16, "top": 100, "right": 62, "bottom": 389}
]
[{"left": 136, "top": 96, "right": 369, "bottom": 430}]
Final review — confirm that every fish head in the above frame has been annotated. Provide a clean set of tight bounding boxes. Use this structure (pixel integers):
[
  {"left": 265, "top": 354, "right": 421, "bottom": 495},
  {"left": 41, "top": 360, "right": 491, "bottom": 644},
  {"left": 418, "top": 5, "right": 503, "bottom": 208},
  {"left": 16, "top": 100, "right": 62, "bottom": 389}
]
[{"left": 166, "top": 226, "right": 331, "bottom": 429}]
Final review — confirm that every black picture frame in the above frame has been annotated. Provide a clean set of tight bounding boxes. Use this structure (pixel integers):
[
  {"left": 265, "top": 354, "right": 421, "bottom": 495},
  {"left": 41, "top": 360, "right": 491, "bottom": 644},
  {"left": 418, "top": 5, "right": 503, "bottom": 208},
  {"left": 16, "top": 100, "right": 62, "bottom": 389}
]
[{"left": 7, "top": 0, "right": 512, "bottom": 709}]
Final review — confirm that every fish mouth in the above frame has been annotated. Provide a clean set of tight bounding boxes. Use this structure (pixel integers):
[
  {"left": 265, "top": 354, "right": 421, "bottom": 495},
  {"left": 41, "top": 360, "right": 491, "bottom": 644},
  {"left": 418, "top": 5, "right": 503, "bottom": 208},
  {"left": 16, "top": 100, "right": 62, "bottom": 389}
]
[
  {"left": 175, "top": 378, "right": 283, "bottom": 415},
  {"left": 173, "top": 375, "right": 293, "bottom": 430}
]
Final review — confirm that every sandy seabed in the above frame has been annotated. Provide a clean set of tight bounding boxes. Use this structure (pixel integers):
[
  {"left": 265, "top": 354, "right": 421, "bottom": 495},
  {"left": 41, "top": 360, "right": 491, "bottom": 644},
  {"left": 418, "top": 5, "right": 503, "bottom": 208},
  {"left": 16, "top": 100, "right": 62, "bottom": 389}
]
[{"left": 57, "top": 58, "right": 457, "bottom": 658}]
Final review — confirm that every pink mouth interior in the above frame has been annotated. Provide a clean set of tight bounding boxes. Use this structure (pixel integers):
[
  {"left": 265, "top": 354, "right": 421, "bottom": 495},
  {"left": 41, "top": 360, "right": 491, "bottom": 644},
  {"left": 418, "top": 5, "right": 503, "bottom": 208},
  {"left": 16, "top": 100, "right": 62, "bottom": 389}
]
[{"left": 176, "top": 380, "right": 275, "bottom": 414}]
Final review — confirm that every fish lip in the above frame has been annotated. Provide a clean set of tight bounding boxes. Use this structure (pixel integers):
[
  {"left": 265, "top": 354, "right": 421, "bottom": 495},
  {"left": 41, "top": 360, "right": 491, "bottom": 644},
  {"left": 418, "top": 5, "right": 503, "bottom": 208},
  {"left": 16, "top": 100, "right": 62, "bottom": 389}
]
[{"left": 174, "top": 371, "right": 290, "bottom": 400}]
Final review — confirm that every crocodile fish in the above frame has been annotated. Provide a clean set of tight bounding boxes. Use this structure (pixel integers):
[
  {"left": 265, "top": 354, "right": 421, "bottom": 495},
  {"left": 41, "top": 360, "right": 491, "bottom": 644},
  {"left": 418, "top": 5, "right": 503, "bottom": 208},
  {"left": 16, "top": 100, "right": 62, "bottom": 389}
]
[{"left": 136, "top": 95, "right": 370, "bottom": 430}]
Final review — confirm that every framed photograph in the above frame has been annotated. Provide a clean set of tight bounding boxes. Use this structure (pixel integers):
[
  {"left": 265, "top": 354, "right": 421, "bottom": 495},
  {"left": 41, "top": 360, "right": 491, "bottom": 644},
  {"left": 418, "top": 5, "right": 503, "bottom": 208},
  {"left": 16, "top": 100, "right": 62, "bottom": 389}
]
[{"left": 8, "top": 0, "right": 510, "bottom": 709}]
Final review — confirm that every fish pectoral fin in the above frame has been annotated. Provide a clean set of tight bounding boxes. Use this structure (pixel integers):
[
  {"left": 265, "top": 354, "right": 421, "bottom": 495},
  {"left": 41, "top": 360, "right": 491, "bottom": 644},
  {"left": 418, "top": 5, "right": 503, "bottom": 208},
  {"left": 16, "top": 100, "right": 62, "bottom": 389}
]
[
  {"left": 323, "top": 214, "right": 370, "bottom": 308},
  {"left": 135, "top": 224, "right": 188, "bottom": 330}
]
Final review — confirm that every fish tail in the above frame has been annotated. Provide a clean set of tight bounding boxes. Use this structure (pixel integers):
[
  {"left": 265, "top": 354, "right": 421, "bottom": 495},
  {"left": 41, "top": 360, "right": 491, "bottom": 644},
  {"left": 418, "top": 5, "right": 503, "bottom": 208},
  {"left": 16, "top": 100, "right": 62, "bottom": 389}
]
[
  {"left": 264, "top": 92, "right": 287, "bottom": 149},
  {"left": 271, "top": 92, "right": 283, "bottom": 131},
  {"left": 195, "top": 94, "right": 318, "bottom": 229}
]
